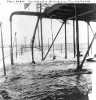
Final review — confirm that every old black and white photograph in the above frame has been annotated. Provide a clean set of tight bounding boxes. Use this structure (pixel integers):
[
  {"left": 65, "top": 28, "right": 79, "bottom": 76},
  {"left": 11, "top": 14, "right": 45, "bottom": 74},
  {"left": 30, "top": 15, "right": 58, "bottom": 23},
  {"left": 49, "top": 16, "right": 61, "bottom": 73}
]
[{"left": 0, "top": 1, "right": 95, "bottom": 100}]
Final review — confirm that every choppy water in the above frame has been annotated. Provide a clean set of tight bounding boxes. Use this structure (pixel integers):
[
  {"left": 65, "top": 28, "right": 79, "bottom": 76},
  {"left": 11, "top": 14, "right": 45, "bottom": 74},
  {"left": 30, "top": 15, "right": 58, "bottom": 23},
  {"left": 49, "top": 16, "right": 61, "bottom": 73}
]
[
  {"left": 0, "top": 43, "right": 92, "bottom": 100},
  {"left": 0, "top": 60, "right": 92, "bottom": 100}
]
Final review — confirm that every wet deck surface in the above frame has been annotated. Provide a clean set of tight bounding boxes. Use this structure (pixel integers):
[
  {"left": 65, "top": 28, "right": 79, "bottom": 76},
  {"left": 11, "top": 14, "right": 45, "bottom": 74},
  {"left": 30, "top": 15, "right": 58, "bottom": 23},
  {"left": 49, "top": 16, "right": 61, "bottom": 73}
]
[{"left": 0, "top": 60, "right": 92, "bottom": 100}]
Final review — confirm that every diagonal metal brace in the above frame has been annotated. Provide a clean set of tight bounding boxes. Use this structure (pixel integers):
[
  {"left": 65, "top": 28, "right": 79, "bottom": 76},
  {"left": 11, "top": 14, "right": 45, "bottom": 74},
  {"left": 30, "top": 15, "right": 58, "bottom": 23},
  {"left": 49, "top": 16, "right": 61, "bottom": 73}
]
[
  {"left": 79, "top": 32, "right": 96, "bottom": 70},
  {"left": 88, "top": 22, "right": 95, "bottom": 35},
  {"left": 43, "top": 21, "right": 65, "bottom": 60}
]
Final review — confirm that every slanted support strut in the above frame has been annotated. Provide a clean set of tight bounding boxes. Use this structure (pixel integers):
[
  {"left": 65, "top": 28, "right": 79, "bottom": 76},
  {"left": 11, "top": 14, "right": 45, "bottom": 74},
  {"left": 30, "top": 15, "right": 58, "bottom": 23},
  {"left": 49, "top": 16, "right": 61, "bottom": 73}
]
[
  {"left": 80, "top": 33, "right": 96, "bottom": 69},
  {"left": 43, "top": 21, "right": 65, "bottom": 60},
  {"left": 88, "top": 22, "right": 96, "bottom": 54},
  {"left": 88, "top": 22, "right": 95, "bottom": 35},
  {"left": 31, "top": 17, "right": 39, "bottom": 64}
]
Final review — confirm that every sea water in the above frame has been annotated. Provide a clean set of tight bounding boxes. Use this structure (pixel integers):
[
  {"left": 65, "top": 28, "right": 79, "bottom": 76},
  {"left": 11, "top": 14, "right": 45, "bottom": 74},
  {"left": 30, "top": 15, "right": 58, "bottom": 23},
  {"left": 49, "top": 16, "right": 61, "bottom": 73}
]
[
  {"left": 0, "top": 43, "right": 89, "bottom": 67},
  {"left": 0, "top": 43, "right": 93, "bottom": 100}
]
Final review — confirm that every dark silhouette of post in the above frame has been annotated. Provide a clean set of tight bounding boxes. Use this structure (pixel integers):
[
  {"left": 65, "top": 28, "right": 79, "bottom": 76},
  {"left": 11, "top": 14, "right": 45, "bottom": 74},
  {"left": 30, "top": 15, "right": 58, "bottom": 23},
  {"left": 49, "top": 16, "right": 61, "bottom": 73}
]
[
  {"left": 75, "top": 5, "right": 80, "bottom": 71},
  {"left": 15, "top": 32, "right": 17, "bottom": 59},
  {"left": 0, "top": 22, "right": 6, "bottom": 76},
  {"left": 87, "top": 22, "right": 89, "bottom": 56},
  {"left": 65, "top": 20, "right": 67, "bottom": 59},
  {"left": 10, "top": 20, "right": 14, "bottom": 65},
  {"left": 36, "top": 3, "right": 41, "bottom": 49},
  {"left": 40, "top": 3, "right": 44, "bottom": 60}
]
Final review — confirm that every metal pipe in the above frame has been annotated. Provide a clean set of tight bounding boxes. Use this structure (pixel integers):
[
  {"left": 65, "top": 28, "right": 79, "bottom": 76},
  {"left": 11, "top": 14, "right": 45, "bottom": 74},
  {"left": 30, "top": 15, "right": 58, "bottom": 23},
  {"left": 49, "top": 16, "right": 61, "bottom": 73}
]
[
  {"left": 43, "top": 21, "right": 65, "bottom": 60},
  {"left": 87, "top": 22, "right": 89, "bottom": 56},
  {"left": 15, "top": 32, "right": 17, "bottom": 58},
  {"left": 80, "top": 33, "right": 96, "bottom": 69},
  {"left": 40, "top": 3, "right": 44, "bottom": 60},
  {"left": 0, "top": 23, "right": 6, "bottom": 76},
  {"left": 36, "top": 3, "right": 41, "bottom": 49},
  {"left": 40, "top": 18, "right": 43, "bottom": 60},
  {"left": 10, "top": 20, "right": 14, "bottom": 65},
  {"left": 65, "top": 20, "right": 67, "bottom": 59},
  {"left": 31, "top": 17, "right": 39, "bottom": 63},
  {"left": 73, "top": 20, "right": 76, "bottom": 58},
  {"left": 9, "top": 11, "right": 63, "bottom": 21},
  {"left": 9, "top": 12, "right": 45, "bottom": 64},
  {"left": 10, "top": 11, "right": 44, "bottom": 21},
  {"left": 75, "top": 5, "right": 80, "bottom": 71}
]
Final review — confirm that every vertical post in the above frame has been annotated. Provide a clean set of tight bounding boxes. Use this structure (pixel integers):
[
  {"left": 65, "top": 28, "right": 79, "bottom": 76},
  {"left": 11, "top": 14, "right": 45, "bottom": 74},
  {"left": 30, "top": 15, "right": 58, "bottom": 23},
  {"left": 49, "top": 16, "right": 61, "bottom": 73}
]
[
  {"left": 10, "top": 20, "right": 14, "bottom": 65},
  {"left": 87, "top": 22, "right": 89, "bottom": 56},
  {"left": 65, "top": 20, "right": 67, "bottom": 59},
  {"left": 40, "top": 3, "right": 43, "bottom": 60},
  {"left": 0, "top": 22, "right": 6, "bottom": 76},
  {"left": 73, "top": 20, "right": 76, "bottom": 58},
  {"left": 15, "top": 32, "right": 17, "bottom": 59},
  {"left": 75, "top": 5, "right": 80, "bottom": 71}
]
